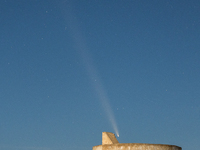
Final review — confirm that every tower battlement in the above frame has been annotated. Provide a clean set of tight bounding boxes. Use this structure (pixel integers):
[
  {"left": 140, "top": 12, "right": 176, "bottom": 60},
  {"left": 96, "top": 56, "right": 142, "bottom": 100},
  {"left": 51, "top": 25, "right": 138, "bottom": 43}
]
[{"left": 102, "top": 132, "right": 119, "bottom": 145}]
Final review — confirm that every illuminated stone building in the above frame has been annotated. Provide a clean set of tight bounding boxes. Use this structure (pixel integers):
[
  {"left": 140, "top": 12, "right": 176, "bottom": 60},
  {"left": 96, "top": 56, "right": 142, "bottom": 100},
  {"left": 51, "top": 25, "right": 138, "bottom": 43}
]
[{"left": 93, "top": 132, "right": 182, "bottom": 150}]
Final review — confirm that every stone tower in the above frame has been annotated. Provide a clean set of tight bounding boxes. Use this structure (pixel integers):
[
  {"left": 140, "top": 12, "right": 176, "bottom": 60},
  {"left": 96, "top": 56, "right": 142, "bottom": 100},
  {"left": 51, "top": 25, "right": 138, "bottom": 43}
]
[{"left": 93, "top": 132, "right": 182, "bottom": 150}]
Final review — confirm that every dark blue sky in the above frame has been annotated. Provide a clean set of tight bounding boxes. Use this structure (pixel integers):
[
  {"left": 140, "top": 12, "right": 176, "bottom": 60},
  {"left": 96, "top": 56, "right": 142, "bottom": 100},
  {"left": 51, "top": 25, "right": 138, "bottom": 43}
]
[{"left": 0, "top": 1, "right": 200, "bottom": 150}]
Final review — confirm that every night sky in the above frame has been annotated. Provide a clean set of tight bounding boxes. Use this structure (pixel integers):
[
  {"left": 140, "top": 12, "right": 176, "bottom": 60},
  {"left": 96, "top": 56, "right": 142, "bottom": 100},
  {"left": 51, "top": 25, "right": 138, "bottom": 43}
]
[{"left": 1, "top": 1, "right": 200, "bottom": 150}]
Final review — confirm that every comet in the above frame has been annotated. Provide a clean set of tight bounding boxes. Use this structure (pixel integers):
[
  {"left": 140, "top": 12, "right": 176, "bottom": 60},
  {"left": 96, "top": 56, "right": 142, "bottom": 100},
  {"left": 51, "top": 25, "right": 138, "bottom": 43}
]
[{"left": 62, "top": 1, "right": 119, "bottom": 136}]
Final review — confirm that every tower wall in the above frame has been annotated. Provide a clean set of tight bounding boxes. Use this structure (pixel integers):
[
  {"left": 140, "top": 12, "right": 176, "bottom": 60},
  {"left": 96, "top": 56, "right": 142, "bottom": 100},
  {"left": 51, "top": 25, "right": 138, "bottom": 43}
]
[
  {"left": 93, "top": 132, "right": 182, "bottom": 150},
  {"left": 93, "top": 143, "right": 182, "bottom": 150}
]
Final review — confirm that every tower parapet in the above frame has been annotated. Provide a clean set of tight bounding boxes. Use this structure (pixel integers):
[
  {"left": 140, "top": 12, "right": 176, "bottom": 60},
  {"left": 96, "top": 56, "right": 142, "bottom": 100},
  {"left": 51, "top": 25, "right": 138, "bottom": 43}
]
[{"left": 102, "top": 132, "right": 119, "bottom": 145}]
